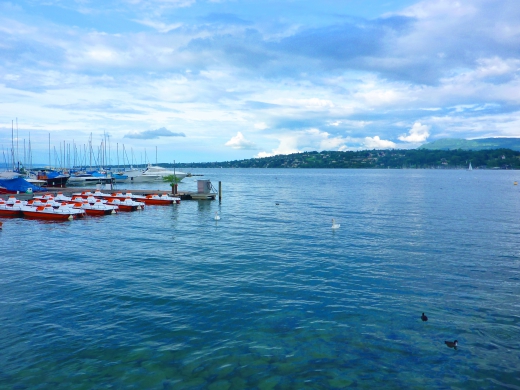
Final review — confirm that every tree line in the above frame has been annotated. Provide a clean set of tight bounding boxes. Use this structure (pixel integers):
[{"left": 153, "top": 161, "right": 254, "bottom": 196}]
[{"left": 163, "top": 149, "right": 520, "bottom": 169}]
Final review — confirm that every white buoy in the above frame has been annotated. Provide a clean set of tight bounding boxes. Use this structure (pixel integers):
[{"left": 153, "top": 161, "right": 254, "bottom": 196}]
[
  {"left": 214, "top": 211, "right": 221, "bottom": 221},
  {"left": 332, "top": 218, "right": 340, "bottom": 229}
]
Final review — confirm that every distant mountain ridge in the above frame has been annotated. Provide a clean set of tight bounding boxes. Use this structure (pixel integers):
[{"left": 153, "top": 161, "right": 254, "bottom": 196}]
[{"left": 420, "top": 138, "right": 520, "bottom": 151}]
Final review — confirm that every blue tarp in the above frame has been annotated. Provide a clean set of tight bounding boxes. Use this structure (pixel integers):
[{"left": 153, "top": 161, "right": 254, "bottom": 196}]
[{"left": 0, "top": 177, "right": 45, "bottom": 193}]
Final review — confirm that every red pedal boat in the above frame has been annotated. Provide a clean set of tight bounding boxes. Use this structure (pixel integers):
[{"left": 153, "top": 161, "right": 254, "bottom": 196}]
[
  {"left": 0, "top": 199, "right": 24, "bottom": 218},
  {"left": 21, "top": 204, "right": 85, "bottom": 221}
]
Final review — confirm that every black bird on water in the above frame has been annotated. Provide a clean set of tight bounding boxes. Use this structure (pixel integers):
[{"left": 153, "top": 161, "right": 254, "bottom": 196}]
[
  {"left": 445, "top": 340, "right": 458, "bottom": 349},
  {"left": 421, "top": 313, "right": 428, "bottom": 321}
]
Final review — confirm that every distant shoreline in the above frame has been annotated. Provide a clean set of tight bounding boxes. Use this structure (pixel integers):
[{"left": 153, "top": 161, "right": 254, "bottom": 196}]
[{"left": 18, "top": 148, "right": 520, "bottom": 170}]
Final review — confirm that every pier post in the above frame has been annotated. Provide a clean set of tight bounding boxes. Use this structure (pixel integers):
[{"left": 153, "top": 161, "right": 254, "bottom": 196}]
[{"left": 219, "top": 181, "right": 222, "bottom": 203}]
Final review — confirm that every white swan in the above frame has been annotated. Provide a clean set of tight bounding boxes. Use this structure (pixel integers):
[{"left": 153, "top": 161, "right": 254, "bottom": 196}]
[
  {"left": 331, "top": 218, "right": 340, "bottom": 229},
  {"left": 214, "top": 211, "right": 221, "bottom": 221}
]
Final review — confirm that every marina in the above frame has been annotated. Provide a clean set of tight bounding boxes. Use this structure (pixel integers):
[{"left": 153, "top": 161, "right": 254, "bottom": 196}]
[
  {"left": 0, "top": 191, "right": 216, "bottom": 222},
  {"left": 0, "top": 178, "right": 219, "bottom": 223}
]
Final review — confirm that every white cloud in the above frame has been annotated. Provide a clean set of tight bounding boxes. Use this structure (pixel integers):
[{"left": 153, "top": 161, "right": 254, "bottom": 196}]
[
  {"left": 398, "top": 122, "right": 431, "bottom": 143},
  {"left": 279, "top": 98, "right": 335, "bottom": 109},
  {"left": 225, "top": 132, "right": 256, "bottom": 149},
  {"left": 255, "top": 128, "right": 350, "bottom": 157},
  {"left": 4, "top": 0, "right": 520, "bottom": 163},
  {"left": 254, "top": 122, "right": 268, "bottom": 130},
  {"left": 124, "top": 0, "right": 196, "bottom": 8},
  {"left": 399, "top": 0, "right": 477, "bottom": 19},
  {"left": 256, "top": 135, "right": 300, "bottom": 157},
  {"left": 134, "top": 19, "right": 183, "bottom": 33},
  {"left": 363, "top": 136, "right": 397, "bottom": 149}
]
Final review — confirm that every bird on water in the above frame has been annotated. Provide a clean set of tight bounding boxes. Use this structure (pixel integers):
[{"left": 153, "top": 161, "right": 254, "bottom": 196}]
[
  {"left": 331, "top": 219, "right": 340, "bottom": 229},
  {"left": 421, "top": 313, "right": 428, "bottom": 321},
  {"left": 445, "top": 340, "right": 458, "bottom": 349},
  {"left": 214, "top": 211, "right": 221, "bottom": 220}
]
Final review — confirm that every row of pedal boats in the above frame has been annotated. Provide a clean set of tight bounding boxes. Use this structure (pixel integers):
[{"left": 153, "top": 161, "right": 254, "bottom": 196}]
[{"left": 0, "top": 191, "right": 181, "bottom": 220}]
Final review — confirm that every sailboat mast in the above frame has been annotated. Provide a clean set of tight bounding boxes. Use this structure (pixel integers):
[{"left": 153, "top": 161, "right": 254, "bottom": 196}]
[
  {"left": 16, "top": 118, "right": 19, "bottom": 171},
  {"left": 28, "top": 133, "right": 32, "bottom": 171},
  {"left": 11, "top": 120, "right": 14, "bottom": 171},
  {"left": 89, "top": 133, "right": 92, "bottom": 171}
]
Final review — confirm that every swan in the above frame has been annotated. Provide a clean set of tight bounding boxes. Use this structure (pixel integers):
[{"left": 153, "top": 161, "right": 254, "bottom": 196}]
[
  {"left": 421, "top": 313, "right": 428, "bottom": 322},
  {"left": 331, "top": 218, "right": 340, "bottom": 229},
  {"left": 214, "top": 211, "right": 221, "bottom": 221}
]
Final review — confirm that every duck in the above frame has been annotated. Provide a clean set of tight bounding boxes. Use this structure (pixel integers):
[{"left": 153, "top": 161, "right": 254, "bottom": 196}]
[
  {"left": 421, "top": 313, "right": 428, "bottom": 321},
  {"left": 214, "top": 211, "right": 221, "bottom": 221},
  {"left": 331, "top": 219, "right": 340, "bottom": 229},
  {"left": 445, "top": 340, "right": 458, "bottom": 349},
  {"left": 275, "top": 202, "right": 279, "bottom": 205}
]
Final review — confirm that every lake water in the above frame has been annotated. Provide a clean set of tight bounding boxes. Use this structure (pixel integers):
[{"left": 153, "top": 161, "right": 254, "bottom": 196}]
[{"left": 1, "top": 169, "right": 520, "bottom": 389}]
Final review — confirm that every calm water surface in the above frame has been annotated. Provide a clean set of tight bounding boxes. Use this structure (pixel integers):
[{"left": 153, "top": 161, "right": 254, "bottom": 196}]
[{"left": 1, "top": 169, "right": 520, "bottom": 389}]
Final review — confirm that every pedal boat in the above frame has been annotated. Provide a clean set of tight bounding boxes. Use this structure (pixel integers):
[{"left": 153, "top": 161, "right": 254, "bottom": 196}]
[
  {"left": 105, "top": 197, "right": 144, "bottom": 212},
  {"left": 21, "top": 203, "right": 85, "bottom": 220},
  {"left": 0, "top": 199, "right": 24, "bottom": 218}
]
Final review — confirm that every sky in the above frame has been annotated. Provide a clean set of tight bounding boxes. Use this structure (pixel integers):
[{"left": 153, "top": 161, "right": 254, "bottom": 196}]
[{"left": 1, "top": 0, "right": 520, "bottom": 165}]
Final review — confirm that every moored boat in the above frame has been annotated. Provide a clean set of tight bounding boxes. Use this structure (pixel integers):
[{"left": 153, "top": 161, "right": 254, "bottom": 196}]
[
  {"left": 71, "top": 201, "right": 117, "bottom": 216},
  {"left": 21, "top": 204, "right": 85, "bottom": 220},
  {"left": 94, "top": 191, "right": 180, "bottom": 205},
  {"left": 0, "top": 199, "right": 24, "bottom": 218},
  {"left": 32, "top": 169, "right": 70, "bottom": 187},
  {"left": 0, "top": 176, "right": 44, "bottom": 194},
  {"left": 55, "top": 192, "right": 72, "bottom": 202},
  {"left": 142, "top": 193, "right": 181, "bottom": 205},
  {"left": 105, "top": 197, "right": 144, "bottom": 212},
  {"left": 142, "top": 165, "right": 187, "bottom": 182},
  {"left": 68, "top": 173, "right": 114, "bottom": 186}
]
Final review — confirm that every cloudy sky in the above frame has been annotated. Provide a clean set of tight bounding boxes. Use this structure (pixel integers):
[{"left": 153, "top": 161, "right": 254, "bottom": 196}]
[{"left": 1, "top": 0, "right": 520, "bottom": 165}]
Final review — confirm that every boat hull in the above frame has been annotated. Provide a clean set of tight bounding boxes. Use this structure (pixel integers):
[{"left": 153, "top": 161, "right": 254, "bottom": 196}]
[
  {"left": 43, "top": 176, "right": 69, "bottom": 188},
  {"left": 112, "top": 204, "right": 139, "bottom": 212},
  {"left": 81, "top": 208, "right": 114, "bottom": 216},
  {"left": 0, "top": 209, "right": 23, "bottom": 218},
  {"left": 142, "top": 199, "right": 174, "bottom": 205},
  {"left": 22, "top": 211, "right": 77, "bottom": 220}
]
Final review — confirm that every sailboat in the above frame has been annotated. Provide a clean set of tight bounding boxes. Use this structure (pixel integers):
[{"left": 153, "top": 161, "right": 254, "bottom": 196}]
[{"left": 468, "top": 162, "right": 473, "bottom": 171}]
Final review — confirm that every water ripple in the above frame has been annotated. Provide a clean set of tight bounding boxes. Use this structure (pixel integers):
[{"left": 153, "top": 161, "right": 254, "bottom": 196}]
[{"left": 1, "top": 169, "right": 520, "bottom": 388}]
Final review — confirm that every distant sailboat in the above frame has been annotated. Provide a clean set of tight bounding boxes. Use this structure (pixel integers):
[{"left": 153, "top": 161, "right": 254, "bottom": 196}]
[{"left": 468, "top": 162, "right": 473, "bottom": 171}]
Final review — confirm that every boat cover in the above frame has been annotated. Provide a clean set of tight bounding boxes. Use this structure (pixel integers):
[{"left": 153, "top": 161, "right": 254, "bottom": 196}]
[{"left": 0, "top": 177, "right": 45, "bottom": 193}]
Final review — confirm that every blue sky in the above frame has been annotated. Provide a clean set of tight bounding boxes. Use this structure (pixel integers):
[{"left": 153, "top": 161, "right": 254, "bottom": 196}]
[{"left": 1, "top": 0, "right": 520, "bottom": 165}]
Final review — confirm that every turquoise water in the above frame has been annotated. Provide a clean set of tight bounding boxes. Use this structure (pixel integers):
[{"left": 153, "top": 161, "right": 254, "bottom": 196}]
[{"left": 1, "top": 169, "right": 520, "bottom": 389}]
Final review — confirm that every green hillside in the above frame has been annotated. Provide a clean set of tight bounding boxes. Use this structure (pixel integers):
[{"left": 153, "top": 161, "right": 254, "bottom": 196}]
[
  {"left": 163, "top": 149, "right": 520, "bottom": 169},
  {"left": 420, "top": 138, "right": 520, "bottom": 151}
]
